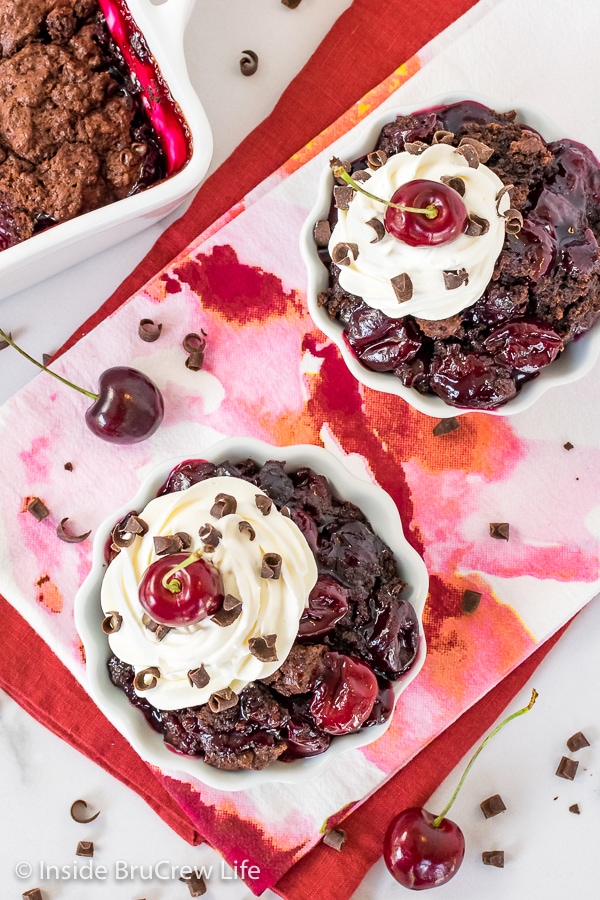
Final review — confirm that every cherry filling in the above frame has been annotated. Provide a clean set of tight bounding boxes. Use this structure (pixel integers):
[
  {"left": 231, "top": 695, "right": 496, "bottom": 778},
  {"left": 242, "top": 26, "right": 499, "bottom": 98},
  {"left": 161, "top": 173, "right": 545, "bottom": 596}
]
[{"left": 310, "top": 652, "right": 379, "bottom": 735}]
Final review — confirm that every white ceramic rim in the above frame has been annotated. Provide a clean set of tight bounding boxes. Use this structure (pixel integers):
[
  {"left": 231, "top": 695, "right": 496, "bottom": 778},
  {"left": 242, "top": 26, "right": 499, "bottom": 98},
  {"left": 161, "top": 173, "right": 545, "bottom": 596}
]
[
  {"left": 300, "top": 90, "right": 600, "bottom": 418},
  {"left": 0, "top": 0, "right": 213, "bottom": 286},
  {"left": 75, "top": 437, "right": 429, "bottom": 791}
]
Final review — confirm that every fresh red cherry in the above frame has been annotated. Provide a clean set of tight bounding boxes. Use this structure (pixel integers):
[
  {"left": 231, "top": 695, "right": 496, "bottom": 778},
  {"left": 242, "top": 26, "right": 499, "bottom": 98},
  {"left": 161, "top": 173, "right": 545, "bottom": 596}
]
[
  {"left": 384, "top": 180, "right": 468, "bottom": 247},
  {"left": 384, "top": 807, "right": 465, "bottom": 890},
  {"left": 85, "top": 366, "right": 164, "bottom": 444},
  {"left": 297, "top": 575, "right": 349, "bottom": 639},
  {"left": 310, "top": 651, "right": 378, "bottom": 735},
  {"left": 138, "top": 551, "right": 224, "bottom": 626}
]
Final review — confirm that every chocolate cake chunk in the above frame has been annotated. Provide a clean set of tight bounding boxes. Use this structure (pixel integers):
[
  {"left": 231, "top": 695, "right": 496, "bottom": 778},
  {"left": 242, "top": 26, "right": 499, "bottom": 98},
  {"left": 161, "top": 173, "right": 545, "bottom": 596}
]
[{"left": 262, "top": 643, "right": 327, "bottom": 696}]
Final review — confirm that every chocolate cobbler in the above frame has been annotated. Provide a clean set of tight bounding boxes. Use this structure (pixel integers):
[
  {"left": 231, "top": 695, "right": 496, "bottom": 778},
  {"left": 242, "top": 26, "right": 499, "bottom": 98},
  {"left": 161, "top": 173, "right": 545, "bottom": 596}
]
[
  {"left": 103, "top": 457, "right": 420, "bottom": 771},
  {"left": 314, "top": 101, "right": 600, "bottom": 409},
  {"left": 0, "top": 0, "right": 168, "bottom": 249}
]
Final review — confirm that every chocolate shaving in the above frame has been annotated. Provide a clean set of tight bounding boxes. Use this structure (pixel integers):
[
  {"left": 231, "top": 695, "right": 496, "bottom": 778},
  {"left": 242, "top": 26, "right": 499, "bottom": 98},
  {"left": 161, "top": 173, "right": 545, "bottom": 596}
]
[
  {"left": 188, "top": 665, "right": 210, "bottom": 689},
  {"left": 462, "top": 589, "right": 482, "bottom": 614},
  {"left": 0, "top": 330, "right": 12, "bottom": 351},
  {"left": 183, "top": 332, "right": 207, "bottom": 354},
  {"left": 27, "top": 497, "right": 50, "bottom": 521},
  {"left": 208, "top": 687, "right": 238, "bottom": 713},
  {"left": 556, "top": 756, "right": 579, "bottom": 780},
  {"left": 123, "top": 514, "right": 148, "bottom": 535},
  {"left": 391, "top": 272, "right": 413, "bottom": 303},
  {"left": 76, "top": 840, "right": 94, "bottom": 858},
  {"left": 261, "top": 552, "right": 282, "bottom": 580},
  {"left": 180, "top": 872, "right": 207, "bottom": 897},
  {"left": 432, "top": 129, "right": 455, "bottom": 145},
  {"left": 70, "top": 799, "right": 100, "bottom": 823},
  {"left": 366, "top": 149, "right": 387, "bottom": 169},
  {"left": 333, "top": 185, "right": 354, "bottom": 210},
  {"left": 101, "top": 611, "right": 122, "bottom": 635},
  {"left": 185, "top": 350, "right": 205, "bottom": 371},
  {"left": 111, "top": 518, "right": 137, "bottom": 549},
  {"left": 495, "top": 184, "right": 514, "bottom": 212},
  {"left": 482, "top": 850, "right": 504, "bottom": 868},
  {"left": 443, "top": 268, "right": 469, "bottom": 290},
  {"left": 174, "top": 531, "right": 192, "bottom": 549},
  {"left": 142, "top": 614, "right": 171, "bottom": 641},
  {"left": 138, "top": 318, "right": 162, "bottom": 342},
  {"left": 404, "top": 140, "right": 428, "bottom": 154},
  {"left": 281, "top": 505, "right": 291, "bottom": 518},
  {"left": 22, "top": 890, "right": 44, "bottom": 900},
  {"left": 459, "top": 137, "right": 494, "bottom": 163},
  {"left": 239, "top": 520, "right": 256, "bottom": 540},
  {"left": 564, "top": 441, "right": 574, "bottom": 451},
  {"left": 133, "top": 667, "right": 160, "bottom": 691},
  {"left": 42, "top": 353, "right": 53, "bottom": 366},
  {"left": 255, "top": 494, "right": 273, "bottom": 515},
  {"left": 239, "top": 49, "right": 258, "bottom": 76},
  {"left": 153, "top": 533, "right": 184, "bottom": 555},
  {"left": 480, "top": 794, "right": 506, "bottom": 819},
  {"left": 211, "top": 593, "right": 243, "bottom": 627},
  {"left": 569, "top": 803, "right": 581, "bottom": 814},
  {"left": 64, "top": 461, "right": 73, "bottom": 471},
  {"left": 210, "top": 492, "right": 237, "bottom": 518},
  {"left": 567, "top": 731, "right": 590, "bottom": 752},
  {"left": 504, "top": 208, "right": 524, "bottom": 235},
  {"left": 281, "top": 0, "right": 303, "bottom": 7},
  {"left": 366, "top": 217, "right": 385, "bottom": 243},
  {"left": 313, "top": 219, "right": 331, "bottom": 246},
  {"left": 433, "top": 417, "right": 460, "bottom": 436},
  {"left": 249, "top": 633, "right": 278, "bottom": 662},
  {"left": 57, "top": 517, "right": 91, "bottom": 543},
  {"left": 489, "top": 522, "right": 510, "bottom": 541},
  {"left": 199, "top": 523, "right": 222, "bottom": 550},
  {"left": 465, "top": 213, "right": 490, "bottom": 236},
  {"left": 330, "top": 156, "right": 351, "bottom": 183},
  {"left": 323, "top": 828, "right": 347, "bottom": 851},
  {"left": 455, "top": 143, "right": 479, "bottom": 167},
  {"left": 352, "top": 169, "right": 371, "bottom": 182},
  {"left": 440, "top": 175, "right": 465, "bottom": 197},
  {"left": 331, "top": 242, "right": 358, "bottom": 266}
]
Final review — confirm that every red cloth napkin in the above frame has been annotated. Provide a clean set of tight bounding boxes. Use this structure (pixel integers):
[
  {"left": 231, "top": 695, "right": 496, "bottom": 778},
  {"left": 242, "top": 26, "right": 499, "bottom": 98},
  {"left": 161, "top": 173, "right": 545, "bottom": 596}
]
[{"left": 0, "top": 0, "right": 572, "bottom": 897}]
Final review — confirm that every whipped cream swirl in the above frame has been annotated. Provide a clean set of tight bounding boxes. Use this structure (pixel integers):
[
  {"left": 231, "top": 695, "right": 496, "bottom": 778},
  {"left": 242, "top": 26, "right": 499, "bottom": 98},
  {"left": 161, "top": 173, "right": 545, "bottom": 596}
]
[
  {"left": 101, "top": 476, "right": 318, "bottom": 710},
  {"left": 329, "top": 143, "right": 510, "bottom": 321}
]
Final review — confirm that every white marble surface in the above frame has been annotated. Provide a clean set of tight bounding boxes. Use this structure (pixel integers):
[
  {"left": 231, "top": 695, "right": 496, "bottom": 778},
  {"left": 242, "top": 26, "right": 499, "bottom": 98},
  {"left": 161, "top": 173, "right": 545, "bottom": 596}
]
[{"left": 2, "top": 0, "right": 600, "bottom": 898}]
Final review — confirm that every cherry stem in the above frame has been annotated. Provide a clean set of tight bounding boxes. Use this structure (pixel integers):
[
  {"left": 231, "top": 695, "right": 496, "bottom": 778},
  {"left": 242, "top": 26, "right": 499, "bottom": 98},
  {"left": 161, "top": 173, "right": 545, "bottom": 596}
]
[
  {"left": 330, "top": 160, "right": 438, "bottom": 220},
  {"left": 0, "top": 327, "right": 98, "bottom": 401},
  {"left": 161, "top": 549, "right": 204, "bottom": 594},
  {"left": 431, "top": 689, "right": 538, "bottom": 829}
]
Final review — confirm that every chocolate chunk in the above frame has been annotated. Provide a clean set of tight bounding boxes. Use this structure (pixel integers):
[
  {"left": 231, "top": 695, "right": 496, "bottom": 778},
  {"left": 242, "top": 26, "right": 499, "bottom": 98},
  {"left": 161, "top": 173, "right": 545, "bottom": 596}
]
[
  {"left": 405, "top": 140, "right": 428, "bottom": 154},
  {"left": 261, "top": 552, "right": 282, "bottom": 580},
  {"left": 482, "top": 850, "right": 504, "bottom": 868},
  {"left": 22, "top": 890, "right": 44, "bottom": 900},
  {"left": 239, "top": 49, "right": 258, "bottom": 76},
  {"left": 456, "top": 143, "right": 479, "bottom": 167},
  {"left": 64, "top": 461, "right": 73, "bottom": 472},
  {"left": 111, "top": 519, "right": 137, "bottom": 549},
  {"left": 255, "top": 494, "right": 273, "bottom": 515},
  {"left": 504, "top": 208, "right": 524, "bottom": 235},
  {"left": 239, "top": 520, "right": 256, "bottom": 540},
  {"left": 563, "top": 441, "right": 574, "bottom": 451},
  {"left": 432, "top": 417, "right": 460, "bottom": 436},
  {"left": 180, "top": 872, "right": 207, "bottom": 897},
  {"left": 567, "top": 731, "right": 590, "bottom": 752},
  {"left": 123, "top": 514, "right": 148, "bottom": 535},
  {"left": 199, "top": 523, "right": 222, "bottom": 550},
  {"left": 188, "top": 665, "right": 210, "bottom": 689},
  {"left": 331, "top": 242, "right": 358, "bottom": 266},
  {"left": 101, "top": 612, "right": 122, "bottom": 635},
  {"left": 153, "top": 534, "right": 184, "bottom": 555},
  {"left": 313, "top": 219, "right": 332, "bottom": 246},
  {"left": 281, "top": 0, "right": 302, "bottom": 8},
  {"left": 489, "top": 522, "right": 510, "bottom": 541},
  {"left": 70, "top": 799, "right": 100, "bottom": 824},
  {"left": 480, "top": 794, "right": 506, "bottom": 818},
  {"left": 333, "top": 185, "right": 354, "bottom": 210},
  {"left": 432, "top": 130, "right": 455, "bottom": 145},
  {"left": 367, "top": 149, "right": 387, "bottom": 169},
  {"left": 443, "top": 268, "right": 469, "bottom": 290},
  {"left": 138, "top": 318, "right": 162, "bottom": 342},
  {"left": 352, "top": 170, "right": 371, "bottom": 183},
  {"left": 0, "top": 331, "right": 12, "bottom": 351},
  {"left": 76, "top": 840, "right": 94, "bottom": 858},
  {"left": 391, "top": 272, "right": 413, "bottom": 302},
  {"left": 56, "top": 517, "right": 91, "bottom": 543},
  {"left": 462, "top": 589, "right": 482, "bottom": 614},
  {"left": 440, "top": 175, "right": 466, "bottom": 197},
  {"left": 42, "top": 353, "right": 53, "bottom": 366},
  {"left": 495, "top": 184, "right": 514, "bottom": 211},
  {"left": 249, "top": 633, "right": 278, "bottom": 662},
  {"left": 569, "top": 803, "right": 581, "bottom": 814},
  {"left": 211, "top": 594, "right": 243, "bottom": 627},
  {"left": 208, "top": 687, "right": 238, "bottom": 713},
  {"left": 556, "top": 756, "right": 579, "bottom": 780},
  {"left": 174, "top": 531, "right": 192, "bottom": 549},
  {"left": 133, "top": 667, "right": 161, "bottom": 692},
  {"left": 366, "top": 217, "right": 385, "bottom": 243},
  {"left": 465, "top": 213, "right": 490, "bottom": 236},
  {"left": 210, "top": 493, "right": 237, "bottom": 518},
  {"left": 459, "top": 137, "right": 494, "bottom": 163},
  {"left": 330, "top": 157, "right": 351, "bottom": 184},
  {"left": 142, "top": 614, "right": 171, "bottom": 642},
  {"left": 27, "top": 497, "right": 50, "bottom": 521},
  {"left": 185, "top": 350, "right": 206, "bottom": 371},
  {"left": 323, "top": 828, "right": 347, "bottom": 851}
]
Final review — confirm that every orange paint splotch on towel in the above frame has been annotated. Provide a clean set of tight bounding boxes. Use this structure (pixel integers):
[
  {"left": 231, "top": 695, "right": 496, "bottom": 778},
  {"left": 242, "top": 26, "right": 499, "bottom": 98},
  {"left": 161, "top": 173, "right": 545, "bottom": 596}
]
[{"left": 35, "top": 574, "right": 63, "bottom": 613}]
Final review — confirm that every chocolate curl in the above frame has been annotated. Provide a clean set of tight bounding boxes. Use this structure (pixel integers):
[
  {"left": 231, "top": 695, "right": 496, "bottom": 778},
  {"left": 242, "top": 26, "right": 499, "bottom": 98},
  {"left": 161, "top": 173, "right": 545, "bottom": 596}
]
[
  {"left": 556, "top": 756, "right": 579, "bottom": 780},
  {"left": 352, "top": 169, "right": 371, "bottom": 182},
  {"left": 432, "top": 129, "right": 455, "bottom": 145},
  {"left": 239, "top": 49, "right": 258, "bottom": 76},
  {"left": 459, "top": 137, "right": 494, "bottom": 163},
  {"left": 443, "top": 268, "right": 469, "bottom": 290},
  {"left": 330, "top": 156, "right": 351, "bottom": 184},
  {"left": 76, "top": 841, "right": 94, "bottom": 858},
  {"left": 133, "top": 667, "right": 161, "bottom": 691},
  {"left": 210, "top": 492, "right": 237, "bottom": 518},
  {"left": 366, "top": 149, "right": 387, "bottom": 169},
  {"left": 255, "top": 494, "right": 272, "bottom": 515},
  {"left": 313, "top": 219, "right": 331, "bottom": 246},
  {"left": 101, "top": 612, "right": 122, "bottom": 635},
  {"left": 142, "top": 614, "right": 171, "bottom": 642},
  {"left": 27, "top": 497, "right": 50, "bottom": 521},
  {"left": 238, "top": 520, "right": 256, "bottom": 540},
  {"left": 138, "top": 318, "right": 162, "bottom": 342},
  {"left": 440, "top": 175, "right": 466, "bottom": 197},
  {"left": 482, "top": 851, "right": 504, "bottom": 868},
  {"left": 489, "top": 522, "right": 510, "bottom": 540},
  {"left": 208, "top": 687, "right": 238, "bottom": 713},
  {"left": 465, "top": 213, "right": 490, "bottom": 236},
  {"left": 70, "top": 799, "right": 100, "bottom": 823},
  {"left": 495, "top": 183, "right": 514, "bottom": 211},
  {"left": 211, "top": 594, "right": 243, "bottom": 627},
  {"left": 333, "top": 185, "right": 354, "bottom": 210},
  {"left": 261, "top": 552, "right": 282, "bottom": 580},
  {"left": 404, "top": 140, "right": 428, "bottom": 155},
  {"left": 248, "top": 633, "right": 278, "bottom": 662},
  {"left": 504, "top": 209, "right": 524, "bottom": 235},
  {"left": 199, "top": 522, "right": 222, "bottom": 550},
  {"left": 455, "top": 143, "right": 479, "bottom": 168},
  {"left": 391, "top": 273, "right": 413, "bottom": 303},
  {"left": 282, "top": 0, "right": 303, "bottom": 6},
  {"left": 366, "top": 217, "right": 385, "bottom": 243},
  {"left": 323, "top": 828, "right": 347, "bottom": 851},
  {"left": 56, "top": 517, "right": 91, "bottom": 544},
  {"left": 331, "top": 242, "right": 358, "bottom": 266},
  {"left": 188, "top": 665, "right": 210, "bottom": 689},
  {"left": 183, "top": 331, "right": 207, "bottom": 371}
]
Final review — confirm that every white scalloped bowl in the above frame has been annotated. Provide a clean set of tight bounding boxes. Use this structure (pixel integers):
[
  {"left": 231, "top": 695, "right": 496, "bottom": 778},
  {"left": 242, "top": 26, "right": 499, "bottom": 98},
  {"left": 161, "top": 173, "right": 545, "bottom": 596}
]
[
  {"left": 300, "top": 92, "right": 600, "bottom": 418},
  {"left": 75, "top": 437, "right": 428, "bottom": 791},
  {"left": 0, "top": 0, "right": 212, "bottom": 301}
]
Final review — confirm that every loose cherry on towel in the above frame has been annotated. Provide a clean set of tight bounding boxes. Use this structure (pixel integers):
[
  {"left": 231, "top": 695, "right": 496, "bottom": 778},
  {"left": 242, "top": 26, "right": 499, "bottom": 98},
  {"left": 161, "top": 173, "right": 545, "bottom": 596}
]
[
  {"left": 139, "top": 551, "right": 224, "bottom": 626},
  {"left": 0, "top": 328, "right": 164, "bottom": 444},
  {"left": 383, "top": 690, "right": 538, "bottom": 890}
]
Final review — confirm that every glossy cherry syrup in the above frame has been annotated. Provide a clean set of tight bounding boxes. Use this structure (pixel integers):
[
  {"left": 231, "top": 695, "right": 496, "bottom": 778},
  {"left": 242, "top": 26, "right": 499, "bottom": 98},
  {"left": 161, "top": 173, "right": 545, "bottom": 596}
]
[
  {"left": 297, "top": 575, "right": 349, "bottom": 639},
  {"left": 310, "top": 651, "right": 378, "bottom": 735},
  {"left": 139, "top": 553, "right": 224, "bottom": 626},
  {"left": 384, "top": 180, "right": 468, "bottom": 247},
  {"left": 383, "top": 807, "right": 465, "bottom": 891}
]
